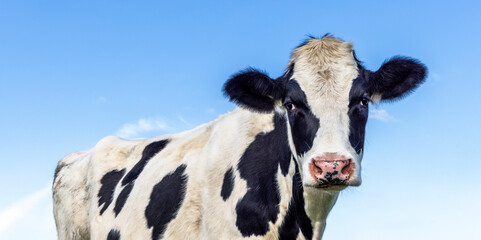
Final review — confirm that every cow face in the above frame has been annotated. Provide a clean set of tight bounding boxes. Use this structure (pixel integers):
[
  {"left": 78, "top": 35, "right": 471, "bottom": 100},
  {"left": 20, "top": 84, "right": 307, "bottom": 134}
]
[{"left": 224, "top": 36, "right": 426, "bottom": 190}]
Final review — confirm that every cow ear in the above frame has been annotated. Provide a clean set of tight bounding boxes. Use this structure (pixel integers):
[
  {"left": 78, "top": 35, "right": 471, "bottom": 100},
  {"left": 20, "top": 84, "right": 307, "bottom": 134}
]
[
  {"left": 365, "top": 57, "right": 427, "bottom": 102},
  {"left": 223, "top": 68, "right": 283, "bottom": 112}
]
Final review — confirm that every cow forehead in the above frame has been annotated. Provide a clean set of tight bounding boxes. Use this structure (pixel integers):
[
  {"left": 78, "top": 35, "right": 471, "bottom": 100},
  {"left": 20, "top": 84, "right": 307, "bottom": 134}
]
[{"left": 288, "top": 37, "right": 358, "bottom": 110}]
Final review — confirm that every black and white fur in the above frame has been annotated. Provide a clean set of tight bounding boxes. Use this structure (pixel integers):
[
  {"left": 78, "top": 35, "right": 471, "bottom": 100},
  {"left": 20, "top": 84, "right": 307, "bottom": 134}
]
[{"left": 53, "top": 35, "right": 426, "bottom": 240}]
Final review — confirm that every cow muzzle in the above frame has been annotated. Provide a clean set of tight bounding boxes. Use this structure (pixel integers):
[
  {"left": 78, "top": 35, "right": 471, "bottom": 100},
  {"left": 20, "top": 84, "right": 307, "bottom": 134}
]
[{"left": 309, "top": 154, "right": 354, "bottom": 188}]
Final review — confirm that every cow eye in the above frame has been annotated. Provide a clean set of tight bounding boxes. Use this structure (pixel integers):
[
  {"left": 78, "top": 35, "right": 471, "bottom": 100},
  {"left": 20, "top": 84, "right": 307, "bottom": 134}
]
[
  {"left": 284, "top": 102, "right": 296, "bottom": 111},
  {"left": 360, "top": 97, "right": 370, "bottom": 106}
]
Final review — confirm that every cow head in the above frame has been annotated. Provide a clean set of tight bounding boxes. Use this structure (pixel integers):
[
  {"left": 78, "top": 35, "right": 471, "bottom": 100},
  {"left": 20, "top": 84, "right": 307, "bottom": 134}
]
[{"left": 224, "top": 36, "right": 426, "bottom": 190}]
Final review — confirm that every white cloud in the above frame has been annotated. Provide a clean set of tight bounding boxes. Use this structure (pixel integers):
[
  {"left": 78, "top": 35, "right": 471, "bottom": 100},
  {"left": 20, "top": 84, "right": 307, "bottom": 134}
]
[
  {"left": 97, "top": 96, "right": 107, "bottom": 103},
  {"left": 116, "top": 118, "right": 170, "bottom": 139},
  {"left": 178, "top": 116, "right": 193, "bottom": 127},
  {"left": 430, "top": 71, "right": 441, "bottom": 82},
  {"left": 206, "top": 108, "right": 216, "bottom": 114},
  {"left": 369, "top": 108, "right": 396, "bottom": 122},
  {"left": 0, "top": 185, "right": 51, "bottom": 238}
]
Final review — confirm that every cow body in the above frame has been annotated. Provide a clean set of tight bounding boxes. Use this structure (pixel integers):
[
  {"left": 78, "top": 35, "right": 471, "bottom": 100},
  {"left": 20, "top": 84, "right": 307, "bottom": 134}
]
[
  {"left": 54, "top": 110, "right": 314, "bottom": 239},
  {"left": 53, "top": 36, "right": 426, "bottom": 240}
]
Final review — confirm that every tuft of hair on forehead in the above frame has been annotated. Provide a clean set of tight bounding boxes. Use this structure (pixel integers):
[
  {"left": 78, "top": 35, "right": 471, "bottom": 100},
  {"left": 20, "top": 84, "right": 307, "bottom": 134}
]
[
  {"left": 289, "top": 35, "right": 354, "bottom": 68},
  {"left": 287, "top": 35, "right": 358, "bottom": 96}
]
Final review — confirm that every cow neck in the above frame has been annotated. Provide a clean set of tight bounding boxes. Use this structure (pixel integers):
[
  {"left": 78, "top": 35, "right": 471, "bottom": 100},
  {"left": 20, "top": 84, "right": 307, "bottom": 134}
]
[{"left": 303, "top": 187, "right": 340, "bottom": 239}]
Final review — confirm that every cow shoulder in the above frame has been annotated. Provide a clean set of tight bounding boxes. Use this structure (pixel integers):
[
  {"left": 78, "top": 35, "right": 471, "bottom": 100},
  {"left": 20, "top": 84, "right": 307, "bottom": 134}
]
[{"left": 235, "top": 113, "right": 293, "bottom": 237}]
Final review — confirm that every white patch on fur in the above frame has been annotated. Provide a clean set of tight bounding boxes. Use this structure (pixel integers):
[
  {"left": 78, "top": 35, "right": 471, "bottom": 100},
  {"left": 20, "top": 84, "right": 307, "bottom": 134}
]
[
  {"left": 274, "top": 100, "right": 286, "bottom": 115},
  {"left": 371, "top": 93, "right": 382, "bottom": 104},
  {"left": 285, "top": 112, "right": 301, "bottom": 172},
  {"left": 53, "top": 151, "right": 92, "bottom": 240}
]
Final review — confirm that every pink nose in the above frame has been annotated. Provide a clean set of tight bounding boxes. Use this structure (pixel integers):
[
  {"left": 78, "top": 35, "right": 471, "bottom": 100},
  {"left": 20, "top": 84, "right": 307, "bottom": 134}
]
[{"left": 309, "top": 154, "right": 353, "bottom": 184}]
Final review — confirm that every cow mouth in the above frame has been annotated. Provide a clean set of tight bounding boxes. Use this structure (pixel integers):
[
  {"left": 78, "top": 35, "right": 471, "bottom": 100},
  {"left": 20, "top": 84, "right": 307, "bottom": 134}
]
[
  {"left": 312, "top": 183, "right": 348, "bottom": 190},
  {"left": 306, "top": 177, "right": 361, "bottom": 190},
  {"left": 314, "top": 175, "right": 348, "bottom": 185}
]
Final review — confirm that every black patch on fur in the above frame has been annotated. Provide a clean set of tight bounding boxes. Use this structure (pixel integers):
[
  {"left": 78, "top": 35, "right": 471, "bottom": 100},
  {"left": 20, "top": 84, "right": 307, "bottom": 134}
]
[
  {"left": 223, "top": 68, "right": 283, "bottom": 113},
  {"left": 107, "top": 229, "right": 121, "bottom": 240},
  {"left": 98, "top": 169, "right": 126, "bottom": 215},
  {"left": 235, "top": 114, "right": 291, "bottom": 237},
  {"left": 348, "top": 74, "right": 369, "bottom": 154},
  {"left": 113, "top": 140, "right": 170, "bottom": 216},
  {"left": 121, "top": 140, "right": 169, "bottom": 186},
  {"left": 365, "top": 57, "right": 427, "bottom": 101},
  {"left": 113, "top": 182, "right": 133, "bottom": 216},
  {"left": 145, "top": 164, "right": 188, "bottom": 240},
  {"left": 221, "top": 167, "right": 234, "bottom": 201},
  {"left": 278, "top": 163, "right": 313, "bottom": 239},
  {"left": 284, "top": 80, "right": 320, "bottom": 155},
  {"left": 278, "top": 202, "right": 300, "bottom": 239}
]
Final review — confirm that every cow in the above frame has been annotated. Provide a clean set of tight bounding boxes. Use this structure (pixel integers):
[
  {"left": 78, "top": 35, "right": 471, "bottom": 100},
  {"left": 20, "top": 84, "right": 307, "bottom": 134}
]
[{"left": 53, "top": 35, "right": 426, "bottom": 240}]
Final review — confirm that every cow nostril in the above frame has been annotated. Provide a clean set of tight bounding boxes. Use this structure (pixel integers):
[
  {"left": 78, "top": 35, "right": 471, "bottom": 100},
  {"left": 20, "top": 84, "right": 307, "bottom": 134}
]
[
  {"left": 314, "top": 161, "right": 323, "bottom": 173},
  {"left": 341, "top": 160, "right": 352, "bottom": 175}
]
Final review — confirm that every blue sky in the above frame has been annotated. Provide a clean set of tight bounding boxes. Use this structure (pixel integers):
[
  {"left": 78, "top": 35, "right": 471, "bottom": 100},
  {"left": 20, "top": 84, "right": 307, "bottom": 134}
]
[{"left": 1, "top": 0, "right": 480, "bottom": 239}]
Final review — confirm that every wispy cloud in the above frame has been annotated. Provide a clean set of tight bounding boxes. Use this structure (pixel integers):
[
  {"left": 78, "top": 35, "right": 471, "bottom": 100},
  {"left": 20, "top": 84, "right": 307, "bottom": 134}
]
[
  {"left": 116, "top": 118, "right": 170, "bottom": 139},
  {"left": 178, "top": 116, "right": 193, "bottom": 127},
  {"left": 97, "top": 96, "right": 107, "bottom": 103},
  {"left": 430, "top": 71, "right": 441, "bottom": 82},
  {"left": 369, "top": 109, "right": 396, "bottom": 122},
  {"left": 0, "top": 185, "right": 51, "bottom": 238},
  {"left": 206, "top": 108, "right": 216, "bottom": 114}
]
